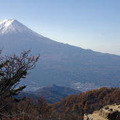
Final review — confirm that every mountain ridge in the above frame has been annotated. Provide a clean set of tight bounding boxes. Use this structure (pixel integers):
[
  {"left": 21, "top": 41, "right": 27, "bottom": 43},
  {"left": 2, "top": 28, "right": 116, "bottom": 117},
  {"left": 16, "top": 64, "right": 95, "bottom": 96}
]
[
  {"left": 0, "top": 19, "right": 119, "bottom": 56},
  {"left": 18, "top": 85, "right": 81, "bottom": 103}
]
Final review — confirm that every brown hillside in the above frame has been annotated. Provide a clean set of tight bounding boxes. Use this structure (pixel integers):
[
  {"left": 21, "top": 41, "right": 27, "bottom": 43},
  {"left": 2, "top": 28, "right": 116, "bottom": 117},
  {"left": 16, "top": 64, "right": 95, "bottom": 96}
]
[{"left": 49, "top": 87, "right": 120, "bottom": 119}]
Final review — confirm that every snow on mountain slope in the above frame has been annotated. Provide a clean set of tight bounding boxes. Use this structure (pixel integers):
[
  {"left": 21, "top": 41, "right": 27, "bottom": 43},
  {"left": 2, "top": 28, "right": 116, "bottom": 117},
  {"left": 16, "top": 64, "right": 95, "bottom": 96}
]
[
  {"left": 0, "top": 19, "right": 43, "bottom": 38},
  {"left": 0, "top": 19, "right": 59, "bottom": 54},
  {"left": 0, "top": 19, "right": 29, "bottom": 34}
]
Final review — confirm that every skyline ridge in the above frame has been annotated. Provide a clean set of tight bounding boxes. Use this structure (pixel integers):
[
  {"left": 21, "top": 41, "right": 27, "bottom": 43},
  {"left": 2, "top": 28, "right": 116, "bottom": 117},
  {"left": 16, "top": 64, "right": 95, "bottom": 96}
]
[{"left": 0, "top": 18, "right": 118, "bottom": 56}]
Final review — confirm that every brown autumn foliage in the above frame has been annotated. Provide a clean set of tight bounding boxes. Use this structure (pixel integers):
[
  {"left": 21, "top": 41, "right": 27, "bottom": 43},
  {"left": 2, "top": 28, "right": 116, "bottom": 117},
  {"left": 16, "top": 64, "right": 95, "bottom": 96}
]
[
  {"left": 1, "top": 87, "right": 120, "bottom": 120},
  {"left": 49, "top": 87, "right": 120, "bottom": 120}
]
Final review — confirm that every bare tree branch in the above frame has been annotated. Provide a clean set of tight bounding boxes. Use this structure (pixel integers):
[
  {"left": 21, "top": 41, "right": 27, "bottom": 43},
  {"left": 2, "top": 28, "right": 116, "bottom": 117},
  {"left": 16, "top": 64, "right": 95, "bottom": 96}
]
[{"left": 0, "top": 50, "right": 39, "bottom": 112}]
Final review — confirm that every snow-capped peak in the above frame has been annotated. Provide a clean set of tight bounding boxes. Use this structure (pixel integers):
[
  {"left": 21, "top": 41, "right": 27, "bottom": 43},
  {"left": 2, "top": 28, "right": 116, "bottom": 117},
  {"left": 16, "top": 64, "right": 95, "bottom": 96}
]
[
  {"left": 0, "top": 19, "right": 14, "bottom": 27},
  {"left": 0, "top": 19, "right": 34, "bottom": 35}
]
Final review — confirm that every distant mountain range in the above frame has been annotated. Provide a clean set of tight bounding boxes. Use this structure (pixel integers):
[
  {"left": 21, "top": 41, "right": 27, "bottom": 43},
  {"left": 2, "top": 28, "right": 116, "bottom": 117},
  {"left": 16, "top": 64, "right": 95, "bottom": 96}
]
[
  {"left": 0, "top": 19, "right": 120, "bottom": 91},
  {"left": 18, "top": 85, "right": 80, "bottom": 103}
]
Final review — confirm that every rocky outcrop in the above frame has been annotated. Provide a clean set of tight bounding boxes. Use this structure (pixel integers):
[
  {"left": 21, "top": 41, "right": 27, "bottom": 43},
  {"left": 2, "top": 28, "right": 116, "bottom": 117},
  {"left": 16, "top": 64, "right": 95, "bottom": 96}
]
[{"left": 84, "top": 104, "right": 120, "bottom": 120}]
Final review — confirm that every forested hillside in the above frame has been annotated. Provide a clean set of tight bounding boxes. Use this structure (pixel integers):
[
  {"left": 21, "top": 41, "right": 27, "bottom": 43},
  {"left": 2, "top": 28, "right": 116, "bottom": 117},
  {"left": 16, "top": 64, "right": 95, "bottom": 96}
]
[
  {"left": 1, "top": 87, "right": 120, "bottom": 120},
  {"left": 49, "top": 87, "right": 120, "bottom": 119}
]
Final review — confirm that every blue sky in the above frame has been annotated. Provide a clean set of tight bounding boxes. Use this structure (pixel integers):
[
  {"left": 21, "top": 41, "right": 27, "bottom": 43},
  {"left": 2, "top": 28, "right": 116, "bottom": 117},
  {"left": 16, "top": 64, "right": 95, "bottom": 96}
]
[{"left": 0, "top": 0, "right": 120, "bottom": 55}]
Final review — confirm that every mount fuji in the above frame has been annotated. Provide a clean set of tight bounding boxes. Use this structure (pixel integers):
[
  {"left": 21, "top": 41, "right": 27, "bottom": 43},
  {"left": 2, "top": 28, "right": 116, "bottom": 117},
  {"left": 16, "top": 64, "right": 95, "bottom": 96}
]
[{"left": 0, "top": 19, "right": 120, "bottom": 91}]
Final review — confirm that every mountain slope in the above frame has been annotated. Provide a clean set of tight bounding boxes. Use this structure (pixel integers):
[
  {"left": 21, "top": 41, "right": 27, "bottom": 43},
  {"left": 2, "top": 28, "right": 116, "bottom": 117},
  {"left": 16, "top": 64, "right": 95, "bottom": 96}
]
[
  {"left": 49, "top": 87, "right": 120, "bottom": 119},
  {"left": 0, "top": 19, "right": 120, "bottom": 91}
]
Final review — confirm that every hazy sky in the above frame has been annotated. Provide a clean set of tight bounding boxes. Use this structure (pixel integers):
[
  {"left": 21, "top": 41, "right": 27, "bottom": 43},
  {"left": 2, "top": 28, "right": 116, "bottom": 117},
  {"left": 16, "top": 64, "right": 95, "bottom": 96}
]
[{"left": 0, "top": 0, "right": 120, "bottom": 55}]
